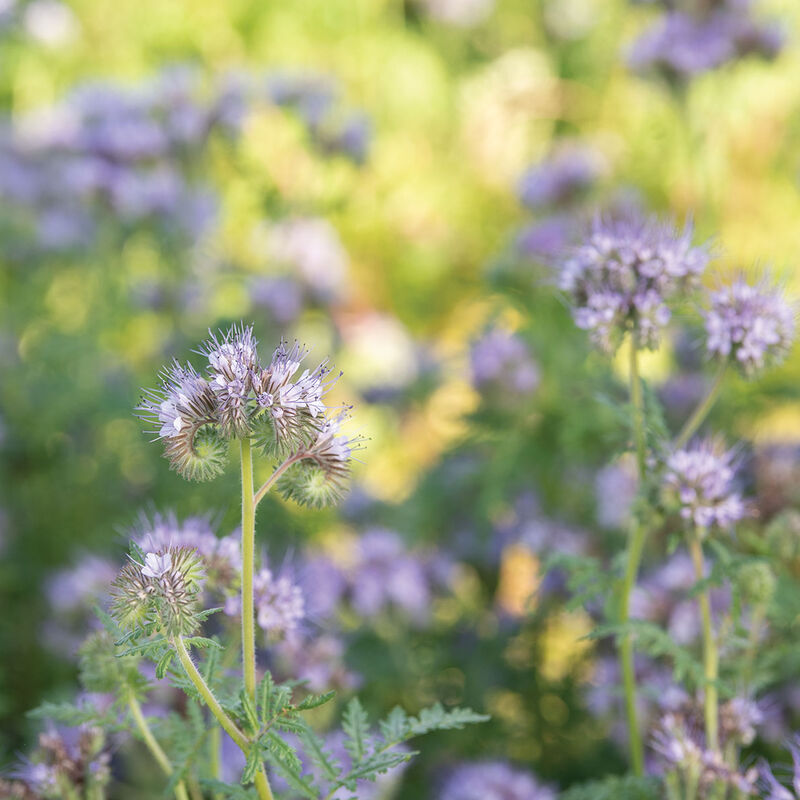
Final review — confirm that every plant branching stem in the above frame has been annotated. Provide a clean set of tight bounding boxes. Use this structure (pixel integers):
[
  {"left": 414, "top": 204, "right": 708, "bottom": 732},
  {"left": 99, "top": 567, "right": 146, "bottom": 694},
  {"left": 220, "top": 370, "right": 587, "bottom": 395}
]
[
  {"left": 619, "top": 334, "right": 647, "bottom": 776},
  {"left": 254, "top": 454, "right": 301, "bottom": 507},
  {"left": 241, "top": 438, "right": 257, "bottom": 700},
  {"left": 674, "top": 363, "right": 727, "bottom": 450},
  {"left": 688, "top": 534, "right": 719, "bottom": 752},
  {"left": 127, "top": 693, "right": 190, "bottom": 800}
]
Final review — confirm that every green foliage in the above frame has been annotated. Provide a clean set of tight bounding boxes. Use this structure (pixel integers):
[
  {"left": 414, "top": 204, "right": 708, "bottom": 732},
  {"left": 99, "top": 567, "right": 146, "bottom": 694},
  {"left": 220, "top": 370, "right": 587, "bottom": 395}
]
[{"left": 560, "top": 774, "right": 662, "bottom": 800}]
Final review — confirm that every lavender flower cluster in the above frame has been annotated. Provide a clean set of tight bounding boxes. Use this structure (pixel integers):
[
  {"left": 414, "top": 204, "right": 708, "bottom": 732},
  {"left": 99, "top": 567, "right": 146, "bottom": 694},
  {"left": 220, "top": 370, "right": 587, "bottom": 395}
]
[
  {"left": 663, "top": 439, "right": 747, "bottom": 531},
  {"left": 704, "top": 277, "right": 796, "bottom": 375},
  {"left": 628, "top": 0, "right": 783, "bottom": 83},
  {"left": 559, "top": 212, "right": 709, "bottom": 351},
  {"left": 470, "top": 328, "right": 540, "bottom": 406},
  {"left": 439, "top": 760, "right": 556, "bottom": 800}
]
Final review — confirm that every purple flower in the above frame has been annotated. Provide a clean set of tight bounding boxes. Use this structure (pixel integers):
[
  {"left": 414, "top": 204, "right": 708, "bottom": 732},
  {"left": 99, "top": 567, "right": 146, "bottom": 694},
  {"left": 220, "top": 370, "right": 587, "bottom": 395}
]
[
  {"left": 515, "top": 216, "right": 573, "bottom": 261},
  {"left": 704, "top": 277, "right": 795, "bottom": 376},
  {"left": 439, "top": 761, "right": 556, "bottom": 800},
  {"left": 517, "top": 148, "right": 600, "bottom": 210},
  {"left": 560, "top": 213, "right": 708, "bottom": 351},
  {"left": 760, "top": 735, "right": 800, "bottom": 799},
  {"left": 664, "top": 439, "right": 747, "bottom": 531},
  {"left": 470, "top": 328, "right": 540, "bottom": 403},
  {"left": 628, "top": 5, "right": 783, "bottom": 83},
  {"left": 595, "top": 457, "right": 638, "bottom": 530},
  {"left": 273, "top": 633, "right": 360, "bottom": 692}
]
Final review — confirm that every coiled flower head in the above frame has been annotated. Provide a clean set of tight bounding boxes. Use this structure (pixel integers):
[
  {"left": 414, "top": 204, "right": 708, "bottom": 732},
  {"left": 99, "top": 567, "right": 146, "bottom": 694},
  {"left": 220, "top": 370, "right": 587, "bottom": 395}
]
[
  {"left": 663, "top": 439, "right": 747, "bottom": 533},
  {"left": 704, "top": 277, "right": 795, "bottom": 376},
  {"left": 111, "top": 545, "right": 205, "bottom": 636},
  {"left": 278, "top": 407, "right": 364, "bottom": 507},
  {"left": 560, "top": 213, "right": 709, "bottom": 352},
  {"left": 137, "top": 361, "right": 226, "bottom": 481}
]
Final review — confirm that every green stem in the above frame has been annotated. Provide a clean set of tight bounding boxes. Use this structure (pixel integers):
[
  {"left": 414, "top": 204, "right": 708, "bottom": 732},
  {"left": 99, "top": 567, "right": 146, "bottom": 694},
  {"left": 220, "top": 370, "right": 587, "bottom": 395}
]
[
  {"left": 618, "top": 334, "right": 647, "bottom": 776},
  {"left": 688, "top": 535, "right": 719, "bottom": 752},
  {"left": 241, "top": 438, "right": 257, "bottom": 701},
  {"left": 127, "top": 693, "right": 190, "bottom": 800},
  {"left": 674, "top": 363, "right": 727, "bottom": 450},
  {"left": 172, "top": 635, "right": 249, "bottom": 751},
  {"left": 209, "top": 725, "right": 222, "bottom": 800},
  {"left": 741, "top": 603, "right": 765, "bottom": 691},
  {"left": 253, "top": 453, "right": 300, "bottom": 507}
]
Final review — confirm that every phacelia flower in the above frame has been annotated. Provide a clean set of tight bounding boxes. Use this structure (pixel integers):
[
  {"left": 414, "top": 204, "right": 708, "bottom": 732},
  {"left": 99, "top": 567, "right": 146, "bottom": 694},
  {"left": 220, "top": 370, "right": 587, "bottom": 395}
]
[
  {"left": 278, "top": 408, "right": 364, "bottom": 508},
  {"left": 469, "top": 328, "right": 540, "bottom": 405},
  {"left": 224, "top": 564, "right": 304, "bottom": 640},
  {"left": 439, "top": 761, "right": 556, "bottom": 800},
  {"left": 663, "top": 439, "right": 747, "bottom": 531},
  {"left": 760, "top": 735, "right": 800, "bottom": 799},
  {"left": 137, "top": 360, "right": 226, "bottom": 481},
  {"left": 628, "top": 6, "right": 783, "bottom": 84},
  {"left": 517, "top": 147, "right": 600, "bottom": 210},
  {"left": 112, "top": 545, "right": 205, "bottom": 635},
  {"left": 704, "top": 277, "right": 795, "bottom": 376},
  {"left": 560, "top": 213, "right": 709, "bottom": 351}
]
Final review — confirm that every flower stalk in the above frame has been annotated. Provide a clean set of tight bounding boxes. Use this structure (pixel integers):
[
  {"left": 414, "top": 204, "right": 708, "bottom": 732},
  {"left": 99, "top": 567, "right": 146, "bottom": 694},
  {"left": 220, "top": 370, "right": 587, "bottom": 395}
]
[
  {"left": 674, "top": 362, "right": 727, "bottom": 450},
  {"left": 241, "top": 437, "right": 257, "bottom": 700},
  {"left": 619, "top": 332, "right": 647, "bottom": 776},
  {"left": 687, "top": 532, "right": 719, "bottom": 752},
  {"left": 127, "top": 692, "right": 190, "bottom": 800}
]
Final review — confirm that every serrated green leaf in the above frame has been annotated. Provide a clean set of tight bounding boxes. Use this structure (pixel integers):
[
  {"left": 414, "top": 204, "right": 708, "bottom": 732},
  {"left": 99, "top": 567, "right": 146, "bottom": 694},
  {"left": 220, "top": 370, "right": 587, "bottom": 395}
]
[
  {"left": 342, "top": 698, "right": 370, "bottom": 763},
  {"left": 297, "top": 723, "right": 340, "bottom": 783},
  {"left": 156, "top": 650, "right": 174, "bottom": 680},
  {"left": 241, "top": 743, "right": 261, "bottom": 785},
  {"left": 240, "top": 689, "right": 259, "bottom": 734},
  {"left": 379, "top": 707, "right": 409, "bottom": 744},
  {"left": 296, "top": 690, "right": 335, "bottom": 711}
]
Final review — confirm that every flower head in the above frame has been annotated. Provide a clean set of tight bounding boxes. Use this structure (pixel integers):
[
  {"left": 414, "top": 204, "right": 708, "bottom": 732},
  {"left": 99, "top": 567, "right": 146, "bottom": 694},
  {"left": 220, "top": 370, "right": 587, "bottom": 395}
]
[
  {"left": 137, "top": 361, "right": 226, "bottom": 481},
  {"left": 663, "top": 439, "right": 747, "bottom": 532},
  {"left": 440, "top": 761, "right": 556, "bottom": 800},
  {"left": 704, "top": 277, "right": 795, "bottom": 376},
  {"left": 561, "top": 213, "right": 708, "bottom": 351},
  {"left": 517, "top": 147, "right": 599, "bottom": 210},
  {"left": 112, "top": 545, "right": 205, "bottom": 635},
  {"left": 470, "top": 328, "right": 540, "bottom": 405}
]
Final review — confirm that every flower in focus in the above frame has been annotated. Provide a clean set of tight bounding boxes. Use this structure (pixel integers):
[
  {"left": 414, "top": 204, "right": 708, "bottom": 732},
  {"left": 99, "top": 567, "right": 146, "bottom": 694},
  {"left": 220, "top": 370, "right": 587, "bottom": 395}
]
[
  {"left": 663, "top": 439, "right": 747, "bottom": 531},
  {"left": 560, "top": 213, "right": 708, "bottom": 351},
  {"left": 704, "top": 277, "right": 795, "bottom": 376},
  {"left": 439, "top": 761, "right": 556, "bottom": 800}
]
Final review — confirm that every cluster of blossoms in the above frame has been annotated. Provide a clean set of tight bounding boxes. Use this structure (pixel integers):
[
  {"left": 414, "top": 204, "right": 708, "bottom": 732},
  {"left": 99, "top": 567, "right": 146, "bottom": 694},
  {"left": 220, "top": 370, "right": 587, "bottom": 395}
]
[
  {"left": 469, "top": 328, "right": 540, "bottom": 406},
  {"left": 0, "top": 67, "right": 370, "bottom": 260},
  {"left": 111, "top": 545, "right": 205, "bottom": 636},
  {"left": 628, "top": 0, "right": 783, "bottom": 83},
  {"left": 512, "top": 144, "right": 602, "bottom": 265},
  {"left": 517, "top": 147, "right": 601, "bottom": 211},
  {"left": 704, "top": 277, "right": 796, "bottom": 376},
  {"left": 439, "top": 760, "right": 555, "bottom": 800},
  {"left": 265, "top": 72, "right": 371, "bottom": 164},
  {"left": 139, "top": 325, "right": 362, "bottom": 504},
  {"left": 559, "top": 213, "right": 709, "bottom": 351},
  {"left": 0, "top": 67, "right": 246, "bottom": 257},
  {"left": 301, "top": 528, "right": 453, "bottom": 626},
  {"left": 250, "top": 216, "right": 349, "bottom": 325},
  {"left": 3, "top": 724, "right": 110, "bottom": 799},
  {"left": 651, "top": 704, "right": 759, "bottom": 796},
  {"left": 663, "top": 439, "right": 747, "bottom": 531},
  {"left": 224, "top": 563, "right": 304, "bottom": 640}
]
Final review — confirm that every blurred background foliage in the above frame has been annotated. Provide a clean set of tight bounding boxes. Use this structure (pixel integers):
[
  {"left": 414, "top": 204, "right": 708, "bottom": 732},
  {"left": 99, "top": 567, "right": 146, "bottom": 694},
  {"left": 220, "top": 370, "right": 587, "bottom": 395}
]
[{"left": 2, "top": 0, "right": 800, "bottom": 794}]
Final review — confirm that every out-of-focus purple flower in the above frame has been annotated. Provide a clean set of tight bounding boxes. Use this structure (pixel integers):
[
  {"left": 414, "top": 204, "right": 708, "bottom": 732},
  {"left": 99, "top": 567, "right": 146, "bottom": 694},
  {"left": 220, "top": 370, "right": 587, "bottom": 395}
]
[
  {"left": 560, "top": 213, "right": 708, "bottom": 351},
  {"left": 595, "top": 456, "right": 638, "bottom": 530},
  {"left": 224, "top": 562, "right": 304, "bottom": 640},
  {"left": 517, "top": 148, "right": 600, "bottom": 210},
  {"left": 273, "top": 633, "right": 361, "bottom": 692},
  {"left": 470, "top": 328, "right": 540, "bottom": 403},
  {"left": 760, "top": 735, "right": 800, "bottom": 799},
  {"left": 266, "top": 217, "right": 349, "bottom": 303},
  {"left": 514, "top": 216, "right": 573, "bottom": 261},
  {"left": 299, "top": 554, "right": 347, "bottom": 621},
  {"left": 704, "top": 277, "right": 795, "bottom": 376},
  {"left": 664, "top": 439, "right": 747, "bottom": 531},
  {"left": 628, "top": 5, "right": 783, "bottom": 83},
  {"left": 250, "top": 275, "right": 305, "bottom": 325},
  {"left": 439, "top": 761, "right": 556, "bottom": 800}
]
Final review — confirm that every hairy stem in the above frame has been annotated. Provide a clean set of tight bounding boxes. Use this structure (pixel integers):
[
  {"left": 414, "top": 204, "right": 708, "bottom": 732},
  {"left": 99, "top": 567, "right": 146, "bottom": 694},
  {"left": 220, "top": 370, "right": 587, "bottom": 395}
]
[
  {"left": 172, "top": 636, "right": 249, "bottom": 751},
  {"left": 253, "top": 453, "right": 300, "bottom": 507},
  {"left": 674, "top": 363, "right": 727, "bottom": 450},
  {"left": 241, "top": 437, "right": 257, "bottom": 700},
  {"left": 127, "top": 693, "right": 190, "bottom": 800},
  {"left": 618, "top": 334, "right": 647, "bottom": 775},
  {"left": 688, "top": 534, "right": 719, "bottom": 752}
]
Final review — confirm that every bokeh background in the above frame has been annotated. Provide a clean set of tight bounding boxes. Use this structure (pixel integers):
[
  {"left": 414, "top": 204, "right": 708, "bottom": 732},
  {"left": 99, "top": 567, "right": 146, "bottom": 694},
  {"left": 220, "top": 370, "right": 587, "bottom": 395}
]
[{"left": 2, "top": 0, "right": 800, "bottom": 794}]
